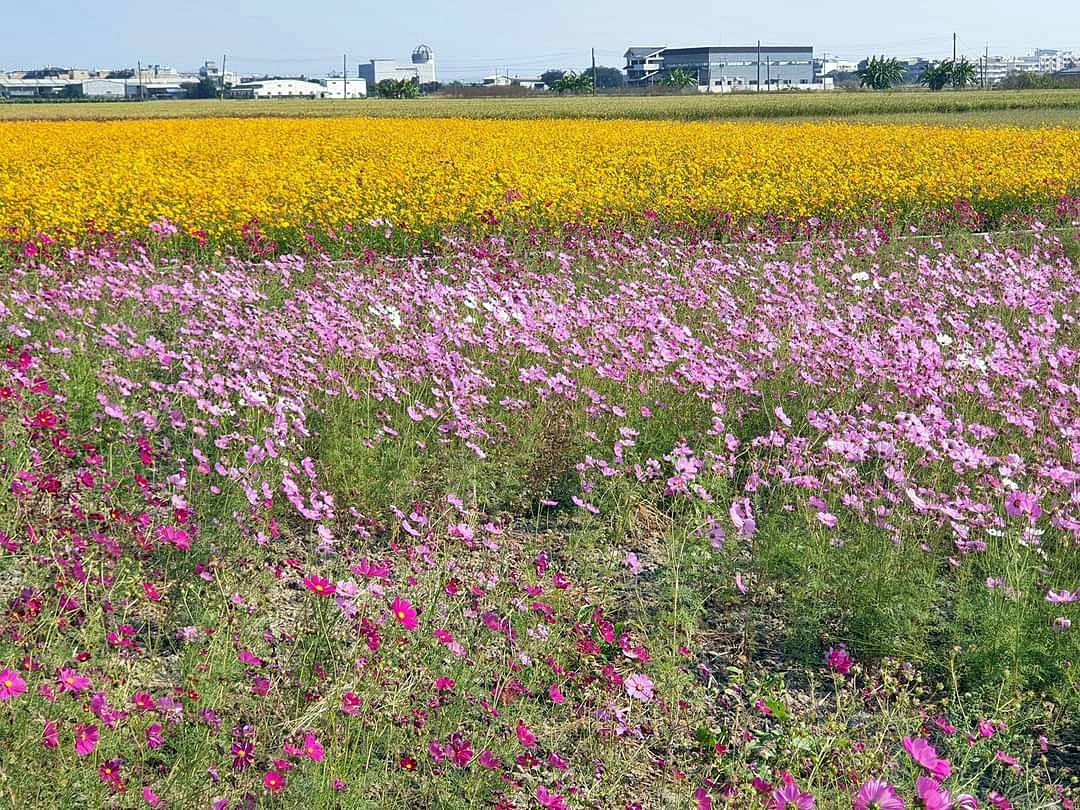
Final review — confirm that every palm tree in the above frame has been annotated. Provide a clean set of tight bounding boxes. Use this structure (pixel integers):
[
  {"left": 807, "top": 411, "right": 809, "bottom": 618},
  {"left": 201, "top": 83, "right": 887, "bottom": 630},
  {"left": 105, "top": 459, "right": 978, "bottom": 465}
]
[
  {"left": 920, "top": 62, "right": 952, "bottom": 91},
  {"left": 661, "top": 68, "right": 698, "bottom": 89},
  {"left": 951, "top": 57, "right": 978, "bottom": 88},
  {"left": 857, "top": 56, "right": 906, "bottom": 90}
]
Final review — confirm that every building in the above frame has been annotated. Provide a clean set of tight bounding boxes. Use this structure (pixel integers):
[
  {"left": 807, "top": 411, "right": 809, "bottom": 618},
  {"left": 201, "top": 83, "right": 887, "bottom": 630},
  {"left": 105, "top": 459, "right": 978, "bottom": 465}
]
[
  {"left": 80, "top": 78, "right": 126, "bottom": 98},
  {"left": 318, "top": 77, "right": 367, "bottom": 98},
  {"left": 625, "top": 45, "right": 826, "bottom": 92},
  {"left": 198, "top": 61, "right": 241, "bottom": 89},
  {"left": 624, "top": 47, "right": 665, "bottom": 84},
  {"left": 977, "top": 50, "right": 1077, "bottom": 85},
  {"left": 481, "top": 74, "right": 546, "bottom": 90},
  {"left": 231, "top": 77, "right": 367, "bottom": 99},
  {"left": 358, "top": 44, "right": 436, "bottom": 87}
]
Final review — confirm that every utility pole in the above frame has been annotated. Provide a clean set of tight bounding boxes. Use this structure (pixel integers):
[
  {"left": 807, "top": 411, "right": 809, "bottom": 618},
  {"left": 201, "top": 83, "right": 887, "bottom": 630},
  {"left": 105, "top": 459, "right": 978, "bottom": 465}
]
[
  {"left": 137, "top": 60, "right": 143, "bottom": 100},
  {"left": 220, "top": 54, "right": 227, "bottom": 100},
  {"left": 591, "top": 47, "right": 597, "bottom": 94},
  {"left": 766, "top": 53, "right": 771, "bottom": 91},
  {"left": 758, "top": 41, "right": 764, "bottom": 91},
  {"left": 343, "top": 54, "right": 347, "bottom": 99},
  {"left": 984, "top": 43, "right": 989, "bottom": 88}
]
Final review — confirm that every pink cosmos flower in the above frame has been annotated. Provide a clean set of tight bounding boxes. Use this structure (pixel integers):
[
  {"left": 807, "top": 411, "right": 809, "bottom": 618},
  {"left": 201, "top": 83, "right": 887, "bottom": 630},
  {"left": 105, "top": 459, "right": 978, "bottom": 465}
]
[
  {"left": 304, "top": 732, "right": 325, "bottom": 762},
  {"left": 58, "top": 668, "right": 91, "bottom": 694},
  {"left": 159, "top": 525, "right": 191, "bottom": 550},
  {"left": 390, "top": 596, "right": 418, "bottom": 631},
  {"left": 516, "top": 720, "right": 537, "bottom": 748},
  {"left": 0, "top": 667, "right": 26, "bottom": 700},
  {"left": 99, "top": 758, "right": 123, "bottom": 789},
  {"left": 826, "top": 646, "right": 853, "bottom": 675},
  {"left": 548, "top": 683, "right": 566, "bottom": 704},
  {"left": 263, "top": 770, "right": 285, "bottom": 793},
  {"left": 771, "top": 773, "right": 816, "bottom": 809},
  {"left": 625, "top": 672, "right": 654, "bottom": 702},
  {"left": 915, "top": 776, "right": 952, "bottom": 810},
  {"left": 146, "top": 722, "right": 164, "bottom": 749},
  {"left": 1004, "top": 491, "right": 1041, "bottom": 521},
  {"left": 303, "top": 575, "right": 335, "bottom": 596},
  {"left": 75, "top": 723, "right": 99, "bottom": 757},
  {"left": 42, "top": 720, "right": 59, "bottom": 749},
  {"left": 142, "top": 785, "right": 162, "bottom": 807},
  {"left": 988, "top": 791, "right": 1012, "bottom": 809},
  {"left": 341, "top": 691, "right": 362, "bottom": 715},
  {"left": 536, "top": 786, "right": 568, "bottom": 810},
  {"left": 853, "top": 779, "right": 905, "bottom": 810},
  {"left": 903, "top": 736, "right": 952, "bottom": 780}
]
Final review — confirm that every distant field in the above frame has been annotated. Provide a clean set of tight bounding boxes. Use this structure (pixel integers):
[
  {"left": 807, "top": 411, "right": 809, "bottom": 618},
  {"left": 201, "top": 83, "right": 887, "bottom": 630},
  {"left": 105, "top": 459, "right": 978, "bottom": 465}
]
[{"left": 3, "top": 88, "right": 1080, "bottom": 125}]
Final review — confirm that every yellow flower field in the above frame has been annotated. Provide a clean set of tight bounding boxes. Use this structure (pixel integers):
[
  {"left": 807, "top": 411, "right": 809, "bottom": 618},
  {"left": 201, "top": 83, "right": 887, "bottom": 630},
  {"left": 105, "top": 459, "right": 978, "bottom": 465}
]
[{"left": 2, "top": 117, "right": 1079, "bottom": 239}]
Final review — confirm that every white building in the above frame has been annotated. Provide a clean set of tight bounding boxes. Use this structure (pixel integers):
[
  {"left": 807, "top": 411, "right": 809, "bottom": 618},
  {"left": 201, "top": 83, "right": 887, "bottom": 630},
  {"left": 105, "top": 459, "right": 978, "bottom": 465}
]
[
  {"left": 232, "top": 77, "right": 367, "bottom": 99},
  {"left": 81, "top": 78, "right": 126, "bottom": 98},
  {"left": 358, "top": 44, "right": 436, "bottom": 86},
  {"left": 481, "top": 74, "right": 546, "bottom": 90},
  {"left": 319, "top": 77, "right": 367, "bottom": 98}
]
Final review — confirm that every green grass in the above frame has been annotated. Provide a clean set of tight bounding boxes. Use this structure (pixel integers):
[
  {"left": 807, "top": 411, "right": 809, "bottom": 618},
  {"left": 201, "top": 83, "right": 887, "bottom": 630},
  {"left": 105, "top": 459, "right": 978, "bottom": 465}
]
[{"left": 3, "top": 88, "right": 1080, "bottom": 127}]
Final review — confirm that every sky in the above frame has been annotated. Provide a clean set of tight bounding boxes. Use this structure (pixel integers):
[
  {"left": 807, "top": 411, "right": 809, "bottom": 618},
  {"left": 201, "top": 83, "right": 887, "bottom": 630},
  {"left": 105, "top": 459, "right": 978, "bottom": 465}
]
[{"left": 4, "top": 1, "right": 1078, "bottom": 80}]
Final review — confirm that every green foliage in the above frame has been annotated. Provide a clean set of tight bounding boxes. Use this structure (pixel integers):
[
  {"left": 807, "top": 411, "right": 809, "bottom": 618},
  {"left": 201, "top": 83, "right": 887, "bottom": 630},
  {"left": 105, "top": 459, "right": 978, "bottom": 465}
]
[
  {"left": 857, "top": 55, "right": 907, "bottom": 90},
  {"left": 661, "top": 68, "right": 698, "bottom": 89},
  {"left": 550, "top": 70, "right": 594, "bottom": 94},
  {"left": 188, "top": 77, "right": 219, "bottom": 99},
  {"left": 375, "top": 78, "right": 419, "bottom": 99}
]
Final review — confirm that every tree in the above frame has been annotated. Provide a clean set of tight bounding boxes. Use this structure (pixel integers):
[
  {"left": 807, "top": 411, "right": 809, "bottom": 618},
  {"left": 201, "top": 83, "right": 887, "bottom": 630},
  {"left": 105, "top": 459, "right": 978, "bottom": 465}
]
[
  {"left": 661, "top": 68, "right": 698, "bottom": 89},
  {"left": 59, "top": 84, "right": 84, "bottom": 99},
  {"left": 551, "top": 71, "right": 593, "bottom": 94},
  {"left": 856, "top": 56, "right": 906, "bottom": 90},
  {"left": 951, "top": 57, "right": 977, "bottom": 88},
  {"left": 540, "top": 69, "right": 566, "bottom": 88},
  {"left": 189, "top": 77, "right": 219, "bottom": 99},
  {"left": 376, "top": 78, "right": 419, "bottom": 99},
  {"left": 920, "top": 58, "right": 979, "bottom": 91},
  {"left": 920, "top": 62, "right": 952, "bottom": 91},
  {"left": 592, "top": 66, "right": 625, "bottom": 90}
]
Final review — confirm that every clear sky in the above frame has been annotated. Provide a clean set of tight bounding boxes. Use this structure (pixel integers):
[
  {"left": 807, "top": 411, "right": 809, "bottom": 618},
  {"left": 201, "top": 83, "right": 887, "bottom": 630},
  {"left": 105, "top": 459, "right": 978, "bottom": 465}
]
[{"left": 4, "top": 1, "right": 1078, "bottom": 80}]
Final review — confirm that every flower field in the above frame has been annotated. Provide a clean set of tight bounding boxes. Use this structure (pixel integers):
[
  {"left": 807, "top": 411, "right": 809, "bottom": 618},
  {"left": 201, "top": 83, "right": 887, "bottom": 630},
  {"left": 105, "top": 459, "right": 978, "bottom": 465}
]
[
  {"left": 0, "top": 111, "right": 1079, "bottom": 809},
  {"left": 1, "top": 118, "right": 1080, "bottom": 242}
]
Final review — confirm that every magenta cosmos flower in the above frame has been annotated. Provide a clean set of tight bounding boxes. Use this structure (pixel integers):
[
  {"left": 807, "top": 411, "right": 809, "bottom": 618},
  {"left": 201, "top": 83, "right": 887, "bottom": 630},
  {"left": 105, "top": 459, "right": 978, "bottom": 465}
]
[
  {"left": 263, "top": 770, "right": 285, "bottom": 793},
  {"left": 902, "top": 736, "right": 951, "bottom": 780},
  {"left": 0, "top": 668, "right": 26, "bottom": 700},
  {"left": 853, "top": 779, "right": 905, "bottom": 810},
  {"left": 390, "top": 596, "right": 418, "bottom": 631},
  {"left": 58, "top": 668, "right": 91, "bottom": 694},
  {"left": 826, "top": 646, "right": 853, "bottom": 675},
  {"left": 303, "top": 574, "right": 335, "bottom": 596},
  {"left": 75, "top": 723, "right": 99, "bottom": 757},
  {"left": 303, "top": 732, "right": 325, "bottom": 762},
  {"left": 771, "top": 773, "right": 815, "bottom": 809}
]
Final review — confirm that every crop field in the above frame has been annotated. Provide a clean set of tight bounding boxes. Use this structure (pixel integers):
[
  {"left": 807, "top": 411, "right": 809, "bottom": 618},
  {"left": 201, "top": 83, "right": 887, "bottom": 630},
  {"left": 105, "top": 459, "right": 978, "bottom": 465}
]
[
  {"left": 3, "top": 88, "right": 1080, "bottom": 124},
  {"left": 3, "top": 118, "right": 1080, "bottom": 244},
  {"left": 0, "top": 101, "right": 1078, "bottom": 810}
]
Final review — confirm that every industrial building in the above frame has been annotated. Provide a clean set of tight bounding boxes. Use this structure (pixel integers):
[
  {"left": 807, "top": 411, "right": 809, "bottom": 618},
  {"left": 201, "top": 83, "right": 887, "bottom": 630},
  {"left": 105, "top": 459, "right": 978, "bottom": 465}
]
[
  {"left": 231, "top": 77, "right": 367, "bottom": 99},
  {"left": 357, "top": 45, "right": 436, "bottom": 87},
  {"left": 624, "top": 45, "right": 830, "bottom": 92}
]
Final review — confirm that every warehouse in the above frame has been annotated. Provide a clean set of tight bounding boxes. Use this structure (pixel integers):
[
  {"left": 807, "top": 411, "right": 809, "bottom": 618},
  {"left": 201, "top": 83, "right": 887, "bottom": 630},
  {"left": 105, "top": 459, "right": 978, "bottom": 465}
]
[{"left": 625, "top": 45, "right": 829, "bottom": 92}]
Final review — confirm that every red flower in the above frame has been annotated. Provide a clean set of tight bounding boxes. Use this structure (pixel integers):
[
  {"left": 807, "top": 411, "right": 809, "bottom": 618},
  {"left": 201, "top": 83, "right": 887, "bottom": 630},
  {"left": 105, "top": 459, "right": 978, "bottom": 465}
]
[{"left": 399, "top": 755, "right": 417, "bottom": 771}]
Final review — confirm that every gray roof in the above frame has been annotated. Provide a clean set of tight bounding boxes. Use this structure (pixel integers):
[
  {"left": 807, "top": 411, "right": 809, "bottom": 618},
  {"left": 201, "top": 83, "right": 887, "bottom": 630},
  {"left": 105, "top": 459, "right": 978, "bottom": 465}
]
[{"left": 624, "top": 47, "right": 665, "bottom": 58}]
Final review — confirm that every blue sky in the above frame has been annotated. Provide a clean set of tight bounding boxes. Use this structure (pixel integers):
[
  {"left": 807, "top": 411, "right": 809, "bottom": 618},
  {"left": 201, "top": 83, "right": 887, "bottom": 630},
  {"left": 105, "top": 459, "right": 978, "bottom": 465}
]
[{"left": 4, "top": 1, "right": 1078, "bottom": 79}]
